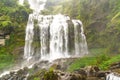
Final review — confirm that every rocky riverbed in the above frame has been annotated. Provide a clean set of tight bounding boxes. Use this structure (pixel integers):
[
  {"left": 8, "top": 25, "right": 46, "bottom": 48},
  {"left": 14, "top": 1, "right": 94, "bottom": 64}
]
[{"left": 1, "top": 58, "right": 120, "bottom": 80}]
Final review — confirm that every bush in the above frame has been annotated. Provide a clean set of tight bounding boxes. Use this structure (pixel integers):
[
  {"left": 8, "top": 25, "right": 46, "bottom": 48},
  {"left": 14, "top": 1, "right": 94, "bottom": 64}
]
[{"left": 43, "top": 70, "right": 58, "bottom": 80}]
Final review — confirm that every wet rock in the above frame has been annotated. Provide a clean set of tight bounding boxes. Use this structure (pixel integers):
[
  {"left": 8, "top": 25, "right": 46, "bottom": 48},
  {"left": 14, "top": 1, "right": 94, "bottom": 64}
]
[
  {"left": 32, "top": 63, "right": 39, "bottom": 71},
  {"left": 0, "top": 67, "right": 29, "bottom": 80},
  {"left": 17, "top": 67, "right": 28, "bottom": 76},
  {"left": 53, "top": 58, "right": 77, "bottom": 71},
  {"left": 54, "top": 70, "right": 86, "bottom": 80},
  {"left": 27, "top": 69, "right": 47, "bottom": 80},
  {"left": 96, "top": 71, "right": 110, "bottom": 78},
  {"left": 110, "top": 62, "right": 120, "bottom": 70},
  {"left": 84, "top": 66, "right": 100, "bottom": 77},
  {"left": 73, "top": 66, "right": 108, "bottom": 80},
  {"left": 86, "top": 77, "right": 104, "bottom": 80},
  {"left": 50, "top": 64, "right": 61, "bottom": 70},
  {"left": 34, "top": 60, "right": 50, "bottom": 69},
  {"left": 10, "top": 72, "right": 15, "bottom": 76},
  {"left": 74, "top": 68, "right": 87, "bottom": 77},
  {"left": 70, "top": 74, "right": 86, "bottom": 80}
]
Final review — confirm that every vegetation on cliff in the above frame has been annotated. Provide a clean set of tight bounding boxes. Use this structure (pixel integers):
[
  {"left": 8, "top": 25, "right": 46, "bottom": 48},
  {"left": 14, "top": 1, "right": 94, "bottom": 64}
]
[{"left": 0, "top": 0, "right": 31, "bottom": 70}]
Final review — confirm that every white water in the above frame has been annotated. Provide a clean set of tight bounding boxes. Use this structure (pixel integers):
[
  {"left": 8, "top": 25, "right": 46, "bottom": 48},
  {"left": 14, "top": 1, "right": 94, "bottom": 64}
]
[
  {"left": 24, "top": 0, "right": 48, "bottom": 60},
  {"left": 106, "top": 73, "right": 120, "bottom": 80},
  {"left": 24, "top": 0, "right": 88, "bottom": 61},
  {"left": 72, "top": 20, "right": 88, "bottom": 55},
  {"left": 28, "top": 0, "right": 47, "bottom": 13}
]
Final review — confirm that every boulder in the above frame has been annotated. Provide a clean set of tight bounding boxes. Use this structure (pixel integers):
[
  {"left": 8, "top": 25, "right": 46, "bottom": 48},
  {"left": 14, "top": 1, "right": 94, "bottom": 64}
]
[
  {"left": 53, "top": 58, "right": 77, "bottom": 71},
  {"left": 74, "top": 68, "right": 87, "bottom": 77},
  {"left": 54, "top": 70, "right": 86, "bottom": 80},
  {"left": 50, "top": 64, "right": 61, "bottom": 70},
  {"left": 84, "top": 66, "right": 100, "bottom": 77},
  {"left": 96, "top": 71, "right": 110, "bottom": 78},
  {"left": 70, "top": 74, "right": 86, "bottom": 80},
  {"left": 86, "top": 77, "right": 104, "bottom": 80},
  {"left": 110, "top": 62, "right": 120, "bottom": 70}
]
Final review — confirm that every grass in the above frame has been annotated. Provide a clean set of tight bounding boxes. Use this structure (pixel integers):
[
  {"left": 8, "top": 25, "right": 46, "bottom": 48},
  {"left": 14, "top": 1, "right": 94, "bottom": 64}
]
[
  {"left": 67, "top": 56, "right": 97, "bottom": 72},
  {"left": 99, "top": 54, "right": 120, "bottom": 70},
  {"left": 68, "top": 48, "right": 120, "bottom": 72},
  {"left": 0, "top": 52, "right": 14, "bottom": 70}
]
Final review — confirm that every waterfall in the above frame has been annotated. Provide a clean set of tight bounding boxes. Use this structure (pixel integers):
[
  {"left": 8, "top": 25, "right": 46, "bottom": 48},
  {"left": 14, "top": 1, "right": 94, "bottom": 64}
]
[
  {"left": 106, "top": 73, "right": 120, "bottom": 80},
  {"left": 24, "top": 0, "right": 88, "bottom": 61},
  {"left": 0, "top": 0, "right": 89, "bottom": 78}
]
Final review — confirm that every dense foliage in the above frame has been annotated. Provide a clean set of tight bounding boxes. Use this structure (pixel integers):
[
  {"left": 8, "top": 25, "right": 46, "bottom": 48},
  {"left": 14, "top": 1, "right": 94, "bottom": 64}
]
[
  {"left": 0, "top": 0, "right": 30, "bottom": 32},
  {"left": 0, "top": 0, "right": 30, "bottom": 70}
]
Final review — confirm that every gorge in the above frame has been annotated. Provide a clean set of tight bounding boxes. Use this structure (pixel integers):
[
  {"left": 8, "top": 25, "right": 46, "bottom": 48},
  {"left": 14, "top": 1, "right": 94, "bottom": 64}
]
[{"left": 0, "top": 0, "right": 120, "bottom": 80}]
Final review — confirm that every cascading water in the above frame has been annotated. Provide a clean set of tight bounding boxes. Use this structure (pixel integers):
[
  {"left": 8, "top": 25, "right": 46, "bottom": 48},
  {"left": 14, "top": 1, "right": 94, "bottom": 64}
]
[
  {"left": 24, "top": 0, "right": 88, "bottom": 61},
  {"left": 106, "top": 73, "right": 120, "bottom": 80}
]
